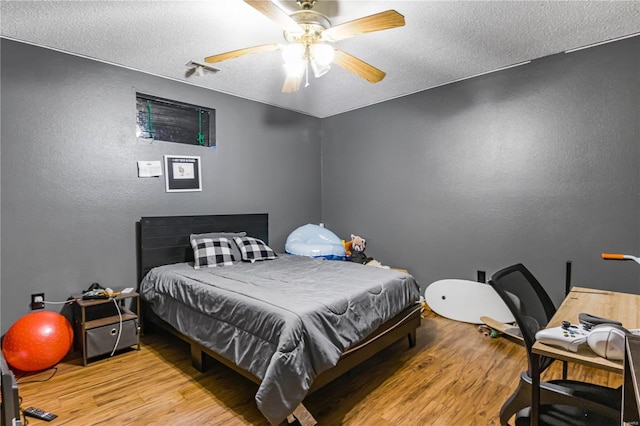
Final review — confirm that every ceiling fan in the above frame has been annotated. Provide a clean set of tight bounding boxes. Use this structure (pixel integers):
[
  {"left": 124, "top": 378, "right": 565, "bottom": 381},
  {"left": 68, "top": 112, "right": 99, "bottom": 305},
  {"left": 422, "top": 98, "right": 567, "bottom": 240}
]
[{"left": 203, "top": 0, "right": 405, "bottom": 93}]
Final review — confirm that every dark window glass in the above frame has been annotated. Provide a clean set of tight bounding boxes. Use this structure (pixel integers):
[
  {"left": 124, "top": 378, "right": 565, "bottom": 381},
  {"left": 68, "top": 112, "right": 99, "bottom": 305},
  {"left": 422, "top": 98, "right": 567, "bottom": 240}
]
[{"left": 136, "top": 93, "right": 215, "bottom": 148}]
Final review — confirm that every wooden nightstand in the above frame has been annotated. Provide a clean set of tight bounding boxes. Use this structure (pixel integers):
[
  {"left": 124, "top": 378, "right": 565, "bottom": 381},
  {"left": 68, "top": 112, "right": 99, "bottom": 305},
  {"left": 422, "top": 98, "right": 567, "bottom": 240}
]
[{"left": 73, "top": 292, "right": 141, "bottom": 366}]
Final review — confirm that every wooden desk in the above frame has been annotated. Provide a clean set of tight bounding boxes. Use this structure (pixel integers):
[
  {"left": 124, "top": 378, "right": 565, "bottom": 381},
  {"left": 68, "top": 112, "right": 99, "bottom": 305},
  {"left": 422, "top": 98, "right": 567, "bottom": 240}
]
[
  {"left": 529, "top": 287, "right": 640, "bottom": 425},
  {"left": 533, "top": 287, "right": 640, "bottom": 373}
]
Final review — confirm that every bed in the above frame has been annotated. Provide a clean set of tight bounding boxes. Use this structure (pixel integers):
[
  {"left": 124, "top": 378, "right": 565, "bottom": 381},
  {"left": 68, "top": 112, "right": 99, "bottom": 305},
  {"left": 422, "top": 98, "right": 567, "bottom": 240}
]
[{"left": 138, "top": 214, "right": 422, "bottom": 425}]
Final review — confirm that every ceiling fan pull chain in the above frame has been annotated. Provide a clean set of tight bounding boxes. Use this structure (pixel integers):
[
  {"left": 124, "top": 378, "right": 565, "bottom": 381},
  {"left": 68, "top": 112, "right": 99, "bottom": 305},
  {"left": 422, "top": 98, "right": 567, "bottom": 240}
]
[
  {"left": 305, "top": 60, "right": 310, "bottom": 88},
  {"left": 146, "top": 100, "right": 155, "bottom": 141},
  {"left": 197, "top": 109, "right": 206, "bottom": 146}
]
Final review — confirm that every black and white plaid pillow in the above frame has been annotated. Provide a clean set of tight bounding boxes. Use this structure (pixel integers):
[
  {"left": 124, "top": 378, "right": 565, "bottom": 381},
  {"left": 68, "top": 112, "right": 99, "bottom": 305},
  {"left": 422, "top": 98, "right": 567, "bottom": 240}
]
[
  {"left": 191, "top": 237, "right": 235, "bottom": 269},
  {"left": 233, "top": 236, "right": 278, "bottom": 263}
]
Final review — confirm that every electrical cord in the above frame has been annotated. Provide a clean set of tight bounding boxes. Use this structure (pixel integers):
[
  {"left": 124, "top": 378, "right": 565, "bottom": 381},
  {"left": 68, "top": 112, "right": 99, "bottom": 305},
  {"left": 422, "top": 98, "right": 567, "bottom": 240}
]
[
  {"left": 16, "top": 368, "right": 58, "bottom": 384},
  {"left": 42, "top": 297, "right": 79, "bottom": 305},
  {"left": 110, "top": 298, "right": 123, "bottom": 357},
  {"left": 18, "top": 396, "right": 29, "bottom": 426}
]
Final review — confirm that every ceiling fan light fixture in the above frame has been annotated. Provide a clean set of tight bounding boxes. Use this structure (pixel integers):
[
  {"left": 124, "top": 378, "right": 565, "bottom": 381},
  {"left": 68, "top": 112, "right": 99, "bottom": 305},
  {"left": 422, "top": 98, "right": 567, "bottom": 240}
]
[
  {"left": 310, "top": 43, "right": 334, "bottom": 66},
  {"left": 310, "top": 59, "right": 330, "bottom": 78},
  {"left": 282, "top": 43, "right": 305, "bottom": 64},
  {"left": 283, "top": 58, "right": 306, "bottom": 78}
]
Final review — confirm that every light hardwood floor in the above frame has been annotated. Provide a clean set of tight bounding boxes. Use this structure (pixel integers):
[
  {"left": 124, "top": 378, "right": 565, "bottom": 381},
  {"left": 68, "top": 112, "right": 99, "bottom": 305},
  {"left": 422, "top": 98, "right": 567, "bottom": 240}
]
[{"left": 16, "top": 310, "right": 622, "bottom": 425}]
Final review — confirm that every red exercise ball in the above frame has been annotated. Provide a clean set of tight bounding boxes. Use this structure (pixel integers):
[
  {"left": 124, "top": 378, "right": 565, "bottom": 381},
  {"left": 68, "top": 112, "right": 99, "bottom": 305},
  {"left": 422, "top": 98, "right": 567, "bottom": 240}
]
[{"left": 2, "top": 311, "right": 74, "bottom": 372}]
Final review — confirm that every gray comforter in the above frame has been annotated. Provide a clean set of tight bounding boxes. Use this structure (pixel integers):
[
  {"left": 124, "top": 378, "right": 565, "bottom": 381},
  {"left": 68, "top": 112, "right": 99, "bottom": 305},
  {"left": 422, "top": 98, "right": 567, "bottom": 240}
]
[{"left": 139, "top": 254, "right": 419, "bottom": 425}]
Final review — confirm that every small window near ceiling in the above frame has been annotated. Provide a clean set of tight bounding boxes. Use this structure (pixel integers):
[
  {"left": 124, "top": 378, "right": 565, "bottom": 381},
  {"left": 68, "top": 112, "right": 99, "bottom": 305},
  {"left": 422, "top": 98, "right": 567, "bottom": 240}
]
[{"left": 135, "top": 93, "right": 216, "bottom": 148}]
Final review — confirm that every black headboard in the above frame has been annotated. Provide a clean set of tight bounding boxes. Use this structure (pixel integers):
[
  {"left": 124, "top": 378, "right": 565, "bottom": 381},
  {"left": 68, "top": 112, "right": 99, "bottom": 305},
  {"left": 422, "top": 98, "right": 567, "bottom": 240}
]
[{"left": 138, "top": 214, "right": 269, "bottom": 283}]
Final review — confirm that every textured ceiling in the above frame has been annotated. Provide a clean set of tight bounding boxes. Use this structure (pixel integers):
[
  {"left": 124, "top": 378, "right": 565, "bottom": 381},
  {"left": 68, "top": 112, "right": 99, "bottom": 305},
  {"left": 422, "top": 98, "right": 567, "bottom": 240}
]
[{"left": 2, "top": 1, "right": 639, "bottom": 118}]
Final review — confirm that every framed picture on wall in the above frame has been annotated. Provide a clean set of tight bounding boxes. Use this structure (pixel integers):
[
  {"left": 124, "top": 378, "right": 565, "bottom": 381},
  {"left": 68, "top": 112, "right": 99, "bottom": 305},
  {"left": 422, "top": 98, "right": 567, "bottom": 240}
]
[{"left": 164, "top": 155, "right": 202, "bottom": 192}]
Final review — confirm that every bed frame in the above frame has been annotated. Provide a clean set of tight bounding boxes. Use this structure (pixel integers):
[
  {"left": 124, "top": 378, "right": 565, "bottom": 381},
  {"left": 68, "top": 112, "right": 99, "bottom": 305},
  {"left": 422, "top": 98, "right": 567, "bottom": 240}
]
[{"left": 138, "top": 214, "right": 422, "bottom": 424}]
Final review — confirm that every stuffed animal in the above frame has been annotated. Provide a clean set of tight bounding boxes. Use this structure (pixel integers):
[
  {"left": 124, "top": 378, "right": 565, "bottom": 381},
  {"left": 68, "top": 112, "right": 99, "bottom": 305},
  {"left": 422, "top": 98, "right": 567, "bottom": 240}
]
[
  {"left": 351, "top": 234, "right": 365, "bottom": 252},
  {"left": 342, "top": 239, "right": 353, "bottom": 258},
  {"left": 346, "top": 234, "right": 390, "bottom": 266},
  {"left": 349, "top": 234, "right": 369, "bottom": 264}
]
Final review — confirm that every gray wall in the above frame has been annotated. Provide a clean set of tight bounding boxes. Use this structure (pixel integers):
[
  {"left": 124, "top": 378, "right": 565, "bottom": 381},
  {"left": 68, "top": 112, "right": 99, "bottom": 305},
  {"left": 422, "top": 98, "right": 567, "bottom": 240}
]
[
  {"left": 321, "top": 37, "right": 640, "bottom": 305},
  {"left": 2, "top": 37, "right": 639, "bottom": 333},
  {"left": 1, "top": 39, "right": 322, "bottom": 333}
]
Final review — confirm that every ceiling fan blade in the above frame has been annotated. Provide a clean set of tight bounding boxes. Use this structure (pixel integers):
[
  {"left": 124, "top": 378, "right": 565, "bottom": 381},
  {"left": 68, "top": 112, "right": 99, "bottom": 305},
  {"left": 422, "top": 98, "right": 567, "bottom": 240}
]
[
  {"left": 281, "top": 73, "right": 302, "bottom": 93},
  {"left": 204, "top": 44, "right": 280, "bottom": 64},
  {"left": 333, "top": 50, "right": 386, "bottom": 83},
  {"left": 244, "top": 0, "right": 301, "bottom": 33},
  {"left": 322, "top": 10, "right": 405, "bottom": 42}
]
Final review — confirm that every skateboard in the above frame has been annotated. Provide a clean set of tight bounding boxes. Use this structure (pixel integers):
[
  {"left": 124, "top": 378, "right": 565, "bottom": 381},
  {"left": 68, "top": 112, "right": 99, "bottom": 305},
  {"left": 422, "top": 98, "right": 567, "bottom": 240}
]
[{"left": 479, "top": 316, "right": 523, "bottom": 341}]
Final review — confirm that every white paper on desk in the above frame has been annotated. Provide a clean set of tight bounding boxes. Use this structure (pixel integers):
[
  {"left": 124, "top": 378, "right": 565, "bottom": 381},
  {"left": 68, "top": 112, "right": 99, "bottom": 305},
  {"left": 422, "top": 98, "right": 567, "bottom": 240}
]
[{"left": 137, "top": 160, "right": 163, "bottom": 177}]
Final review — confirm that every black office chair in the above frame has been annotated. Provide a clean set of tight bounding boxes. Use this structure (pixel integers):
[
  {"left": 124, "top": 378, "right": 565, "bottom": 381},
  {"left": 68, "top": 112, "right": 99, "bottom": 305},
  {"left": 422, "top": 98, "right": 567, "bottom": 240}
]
[{"left": 489, "top": 263, "right": 621, "bottom": 425}]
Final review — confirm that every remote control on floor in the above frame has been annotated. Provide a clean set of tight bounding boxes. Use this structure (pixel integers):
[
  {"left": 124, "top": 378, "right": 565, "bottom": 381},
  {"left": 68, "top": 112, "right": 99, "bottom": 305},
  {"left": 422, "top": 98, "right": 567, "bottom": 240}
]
[{"left": 24, "top": 406, "right": 57, "bottom": 421}]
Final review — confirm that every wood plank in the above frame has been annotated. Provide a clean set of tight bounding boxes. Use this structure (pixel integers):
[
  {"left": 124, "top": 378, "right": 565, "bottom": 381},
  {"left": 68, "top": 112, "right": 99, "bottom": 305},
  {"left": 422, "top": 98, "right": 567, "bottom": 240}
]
[{"left": 15, "top": 310, "right": 622, "bottom": 425}]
